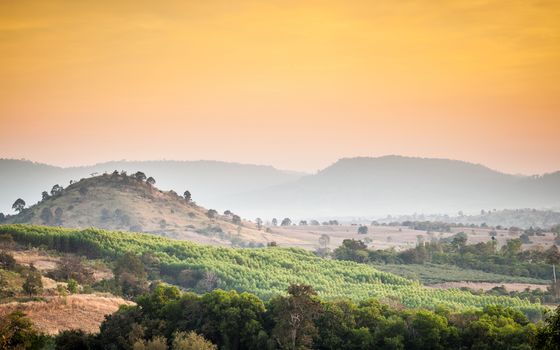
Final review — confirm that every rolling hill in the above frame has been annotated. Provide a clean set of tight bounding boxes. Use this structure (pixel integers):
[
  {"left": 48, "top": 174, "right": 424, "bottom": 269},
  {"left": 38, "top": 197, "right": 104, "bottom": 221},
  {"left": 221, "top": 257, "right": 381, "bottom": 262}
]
[
  {"left": 0, "top": 172, "right": 298, "bottom": 247},
  {"left": 0, "top": 224, "right": 543, "bottom": 314},
  {"left": 0, "top": 159, "right": 304, "bottom": 215}
]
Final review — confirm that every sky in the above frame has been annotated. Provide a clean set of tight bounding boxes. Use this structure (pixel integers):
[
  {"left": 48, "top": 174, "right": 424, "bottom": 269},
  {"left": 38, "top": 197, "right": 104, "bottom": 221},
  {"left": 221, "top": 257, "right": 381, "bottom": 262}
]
[{"left": 1, "top": 0, "right": 559, "bottom": 175}]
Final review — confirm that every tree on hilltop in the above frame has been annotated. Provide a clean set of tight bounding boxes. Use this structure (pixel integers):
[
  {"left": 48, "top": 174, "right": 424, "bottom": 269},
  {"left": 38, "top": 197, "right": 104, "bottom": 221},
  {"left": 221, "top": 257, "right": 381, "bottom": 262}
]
[
  {"left": 134, "top": 171, "right": 147, "bottom": 182},
  {"left": 147, "top": 177, "right": 156, "bottom": 186},
  {"left": 50, "top": 184, "right": 64, "bottom": 197},
  {"left": 184, "top": 190, "right": 192, "bottom": 202},
  {"left": 12, "top": 198, "right": 25, "bottom": 213}
]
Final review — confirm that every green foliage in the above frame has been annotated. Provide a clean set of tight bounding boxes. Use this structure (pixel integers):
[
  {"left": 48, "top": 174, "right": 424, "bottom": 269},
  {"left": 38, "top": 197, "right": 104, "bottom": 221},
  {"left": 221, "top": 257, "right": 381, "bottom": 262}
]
[
  {"left": 84, "top": 284, "right": 541, "bottom": 350},
  {"left": 67, "top": 278, "right": 78, "bottom": 294},
  {"left": 172, "top": 331, "right": 217, "bottom": 350},
  {"left": 536, "top": 305, "right": 560, "bottom": 350},
  {"left": 0, "top": 311, "right": 47, "bottom": 350},
  {"left": 22, "top": 266, "right": 43, "bottom": 296},
  {"left": 12, "top": 198, "right": 26, "bottom": 213},
  {"left": 0, "top": 224, "right": 544, "bottom": 313}
]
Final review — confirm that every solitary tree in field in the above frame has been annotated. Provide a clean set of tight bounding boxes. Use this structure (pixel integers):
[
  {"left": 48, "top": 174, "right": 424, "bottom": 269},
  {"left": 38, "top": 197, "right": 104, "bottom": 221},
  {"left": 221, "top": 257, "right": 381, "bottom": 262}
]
[
  {"left": 12, "top": 198, "right": 25, "bottom": 213},
  {"left": 255, "top": 218, "right": 263, "bottom": 230},
  {"left": 358, "top": 225, "right": 368, "bottom": 234},
  {"left": 281, "top": 218, "right": 292, "bottom": 226},
  {"left": 272, "top": 218, "right": 278, "bottom": 226}
]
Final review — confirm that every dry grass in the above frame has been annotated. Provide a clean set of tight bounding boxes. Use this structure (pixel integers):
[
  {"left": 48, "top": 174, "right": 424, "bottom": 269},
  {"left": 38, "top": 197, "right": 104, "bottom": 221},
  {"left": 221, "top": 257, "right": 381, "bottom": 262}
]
[{"left": 0, "top": 294, "right": 134, "bottom": 335}]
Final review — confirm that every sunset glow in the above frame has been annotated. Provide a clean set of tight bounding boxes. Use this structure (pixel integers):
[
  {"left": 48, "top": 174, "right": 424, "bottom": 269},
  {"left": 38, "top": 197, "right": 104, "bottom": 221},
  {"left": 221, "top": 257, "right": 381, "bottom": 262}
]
[{"left": 1, "top": 0, "right": 559, "bottom": 174}]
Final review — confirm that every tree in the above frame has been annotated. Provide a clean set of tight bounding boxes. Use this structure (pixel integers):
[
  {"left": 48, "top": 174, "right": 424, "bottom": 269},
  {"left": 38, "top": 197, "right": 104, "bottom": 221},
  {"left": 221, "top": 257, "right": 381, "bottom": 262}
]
[
  {"left": 55, "top": 329, "right": 95, "bottom": 350},
  {"left": 206, "top": 209, "right": 218, "bottom": 219},
  {"left": 12, "top": 198, "right": 25, "bottom": 213},
  {"left": 271, "top": 218, "right": 278, "bottom": 226},
  {"left": 318, "top": 234, "right": 330, "bottom": 249},
  {"left": 255, "top": 218, "right": 263, "bottom": 230},
  {"left": 41, "top": 191, "right": 50, "bottom": 200},
  {"left": 232, "top": 215, "right": 241, "bottom": 225},
  {"left": 172, "top": 331, "right": 217, "bottom": 350},
  {"left": 536, "top": 305, "right": 560, "bottom": 350},
  {"left": 546, "top": 245, "right": 560, "bottom": 278},
  {"left": 52, "top": 255, "right": 94, "bottom": 284},
  {"left": 0, "top": 311, "right": 46, "bottom": 350},
  {"left": 67, "top": 279, "right": 79, "bottom": 294},
  {"left": 358, "top": 225, "right": 368, "bottom": 234},
  {"left": 23, "top": 266, "right": 43, "bottom": 296},
  {"left": 114, "top": 252, "right": 149, "bottom": 298},
  {"left": 333, "top": 239, "right": 369, "bottom": 263},
  {"left": 147, "top": 177, "right": 156, "bottom": 186},
  {"left": 281, "top": 218, "right": 292, "bottom": 226},
  {"left": 0, "top": 212, "right": 4, "bottom": 223},
  {"left": 50, "top": 184, "right": 63, "bottom": 196},
  {"left": 198, "top": 289, "right": 266, "bottom": 349},
  {"left": 184, "top": 191, "right": 192, "bottom": 202},
  {"left": 134, "top": 171, "right": 147, "bottom": 182},
  {"left": 271, "top": 284, "right": 323, "bottom": 349},
  {"left": 0, "top": 251, "right": 16, "bottom": 270},
  {"left": 224, "top": 210, "right": 232, "bottom": 216}
]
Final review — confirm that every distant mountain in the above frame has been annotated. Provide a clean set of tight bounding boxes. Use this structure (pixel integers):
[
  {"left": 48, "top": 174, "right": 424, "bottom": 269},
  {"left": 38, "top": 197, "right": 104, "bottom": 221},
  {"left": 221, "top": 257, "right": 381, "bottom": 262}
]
[
  {"left": 0, "top": 159, "right": 304, "bottom": 215},
  {"left": 220, "top": 156, "right": 560, "bottom": 218},
  {"left": 1, "top": 173, "right": 289, "bottom": 247},
  {"left": 1, "top": 156, "right": 559, "bottom": 220}
]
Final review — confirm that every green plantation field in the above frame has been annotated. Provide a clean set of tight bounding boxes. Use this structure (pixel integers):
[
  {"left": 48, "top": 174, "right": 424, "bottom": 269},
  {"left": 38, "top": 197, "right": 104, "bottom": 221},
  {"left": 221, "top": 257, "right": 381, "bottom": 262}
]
[{"left": 0, "top": 224, "right": 544, "bottom": 314}]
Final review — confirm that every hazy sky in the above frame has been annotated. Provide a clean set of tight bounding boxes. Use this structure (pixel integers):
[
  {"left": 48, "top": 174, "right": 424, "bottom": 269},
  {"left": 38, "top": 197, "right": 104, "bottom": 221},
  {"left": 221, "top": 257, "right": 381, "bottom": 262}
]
[{"left": 1, "top": 0, "right": 559, "bottom": 174}]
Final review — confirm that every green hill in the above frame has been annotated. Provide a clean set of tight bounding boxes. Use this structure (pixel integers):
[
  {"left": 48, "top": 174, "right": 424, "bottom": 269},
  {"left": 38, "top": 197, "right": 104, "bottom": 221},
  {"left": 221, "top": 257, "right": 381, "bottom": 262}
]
[{"left": 0, "top": 224, "right": 543, "bottom": 315}]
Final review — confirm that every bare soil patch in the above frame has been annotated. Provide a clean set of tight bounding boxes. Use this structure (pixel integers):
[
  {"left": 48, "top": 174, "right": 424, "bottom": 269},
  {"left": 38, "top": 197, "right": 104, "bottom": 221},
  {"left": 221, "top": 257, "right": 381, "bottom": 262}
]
[
  {"left": 428, "top": 281, "right": 549, "bottom": 293},
  {"left": 0, "top": 294, "right": 134, "bottom": 335}
]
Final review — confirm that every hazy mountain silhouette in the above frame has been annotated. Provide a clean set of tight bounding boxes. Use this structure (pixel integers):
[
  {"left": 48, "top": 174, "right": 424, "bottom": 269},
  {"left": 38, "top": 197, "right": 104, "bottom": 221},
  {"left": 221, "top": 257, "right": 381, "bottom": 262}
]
[
  {"left": 220, "top": 156, "right": 560, "bottom": 218},
  {"left": 1, "top": 156, "right": 559, "bottom": 219}
]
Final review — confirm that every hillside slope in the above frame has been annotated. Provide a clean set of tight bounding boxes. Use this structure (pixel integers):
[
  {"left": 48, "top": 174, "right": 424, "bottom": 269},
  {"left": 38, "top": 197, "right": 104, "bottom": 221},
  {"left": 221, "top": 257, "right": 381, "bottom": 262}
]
[
  {"left": 223, "top": 156, "right": 560, "bottom": 217},
  {"left": 2, "top": 173, "right": 299, "bottom": 247},
  {"left": 0, "top": 224, "right": 543, "bottom": 313}
]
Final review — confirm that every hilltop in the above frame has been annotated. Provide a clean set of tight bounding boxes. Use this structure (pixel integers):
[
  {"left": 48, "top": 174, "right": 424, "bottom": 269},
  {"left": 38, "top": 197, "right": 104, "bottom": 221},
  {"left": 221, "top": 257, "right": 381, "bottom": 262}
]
[
  {"left": 1, "top": 172, "right": 294, "bottom": 247},
  {"left": 0, "top": 159, "right": 304, "bottom": 215}
]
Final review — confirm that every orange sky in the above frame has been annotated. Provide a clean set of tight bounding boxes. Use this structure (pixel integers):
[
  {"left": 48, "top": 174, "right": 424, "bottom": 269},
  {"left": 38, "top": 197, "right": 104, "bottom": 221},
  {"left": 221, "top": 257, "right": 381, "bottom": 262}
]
[{"left": 1, "top": 0, "right": 559, "bottom": 174}]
